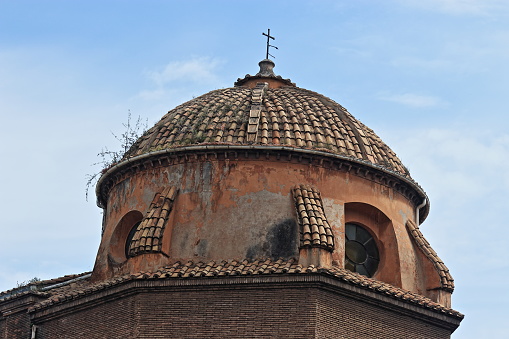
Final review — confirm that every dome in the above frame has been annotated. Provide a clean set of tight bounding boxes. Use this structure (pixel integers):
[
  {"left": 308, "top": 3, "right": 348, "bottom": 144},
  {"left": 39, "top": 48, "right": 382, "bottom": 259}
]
[
  {"left": 128, "top": 85, "right": 410, "bottom": 177},
  {"left": 91, "top": 59, "right": 445, "bottom": 304},
  {"left": 97, "top": 60, "right": 428, "bottom": 222}
]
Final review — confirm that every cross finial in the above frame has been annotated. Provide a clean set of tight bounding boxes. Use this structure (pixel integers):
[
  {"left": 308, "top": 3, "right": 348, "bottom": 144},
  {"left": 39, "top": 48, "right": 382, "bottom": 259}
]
[{"left": 262, "top": 29, "right": 278, "bottom": 59}]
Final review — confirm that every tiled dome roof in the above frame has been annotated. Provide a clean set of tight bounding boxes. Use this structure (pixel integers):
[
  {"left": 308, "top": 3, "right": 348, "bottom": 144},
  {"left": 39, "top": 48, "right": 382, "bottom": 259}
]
[{"left": 127, "top": 83, "right": 410, "bottom": 177}]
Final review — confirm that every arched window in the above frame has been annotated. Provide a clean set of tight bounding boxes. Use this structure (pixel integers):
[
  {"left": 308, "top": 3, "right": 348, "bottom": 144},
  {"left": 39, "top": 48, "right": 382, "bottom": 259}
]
[
  {"left": 125, "top": 221, "right": 141, "bottom": 258},
  {"left": 345, "top": 223, "right": 379, "bottom": 277}
]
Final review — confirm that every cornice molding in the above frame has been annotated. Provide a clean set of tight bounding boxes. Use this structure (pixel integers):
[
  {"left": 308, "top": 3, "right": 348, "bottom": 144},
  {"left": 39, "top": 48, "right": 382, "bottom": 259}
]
[
  {"left": 96, "top": 145, "right": 429, "bottom": 223},
  {"left": 29, "top": 273, "right": 461, "bottom": 330}
]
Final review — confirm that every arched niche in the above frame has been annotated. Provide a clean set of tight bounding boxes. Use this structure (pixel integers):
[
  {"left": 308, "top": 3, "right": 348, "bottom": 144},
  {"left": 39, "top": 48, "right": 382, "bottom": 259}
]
[
  {"left": 108, "top": 210, "right": 143, "bottom": 263},
  {"left": 344, "top": 202, "right": 402, "bottom": 287}
]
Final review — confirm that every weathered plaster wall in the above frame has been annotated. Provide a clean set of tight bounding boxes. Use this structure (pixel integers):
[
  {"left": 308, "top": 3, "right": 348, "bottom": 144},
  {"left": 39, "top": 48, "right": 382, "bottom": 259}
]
[{"left": 92, "top": 155, "right": 429, "bottom": 296}]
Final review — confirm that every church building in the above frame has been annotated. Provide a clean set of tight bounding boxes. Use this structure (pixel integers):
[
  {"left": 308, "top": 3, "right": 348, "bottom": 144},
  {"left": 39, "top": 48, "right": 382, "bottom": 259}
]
[{"left": 0, "top": 56, "right": 463, "bottom": 338}]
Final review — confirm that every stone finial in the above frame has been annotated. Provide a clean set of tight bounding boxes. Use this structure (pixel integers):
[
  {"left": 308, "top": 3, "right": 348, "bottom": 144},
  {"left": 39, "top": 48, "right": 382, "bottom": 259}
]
[
  {"left": 234, "top": 59, "right": 295, "bottom": 87},
  {"left": 256, "top": 59, "right": 276, "bottom": 77}
]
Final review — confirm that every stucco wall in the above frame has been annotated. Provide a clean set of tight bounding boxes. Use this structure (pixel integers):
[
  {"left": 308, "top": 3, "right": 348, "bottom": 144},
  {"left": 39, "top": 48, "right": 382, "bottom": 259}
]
[{"left": 92, "top": 154, "right": 425, "bottom": 292}]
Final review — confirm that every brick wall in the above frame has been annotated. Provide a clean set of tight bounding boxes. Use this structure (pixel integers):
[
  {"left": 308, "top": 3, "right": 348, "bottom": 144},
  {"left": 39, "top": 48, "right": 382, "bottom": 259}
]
[
  {"left": 315, "top": 289, "right": 451, "bottom": 339},
  {"left": 33, "top": 283, "right": 455, "bottom": 339},
  {"left": 2, "top": 312, "right": 31, "bottom": 339},
  {"left": 135, "top": 287, "right": 315, "bottom": 338},
  {"left": 36, "top": 286, "right": 316, "bottom": 339},
  {"left": 37, "top": 294, "right": 136, "bottom": 339}
]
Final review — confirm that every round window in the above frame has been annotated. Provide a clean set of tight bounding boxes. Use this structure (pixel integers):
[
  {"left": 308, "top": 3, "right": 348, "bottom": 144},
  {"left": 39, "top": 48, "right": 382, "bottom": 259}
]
[{"left": 345, "top": 223, "right": 379, "bottom": 277}]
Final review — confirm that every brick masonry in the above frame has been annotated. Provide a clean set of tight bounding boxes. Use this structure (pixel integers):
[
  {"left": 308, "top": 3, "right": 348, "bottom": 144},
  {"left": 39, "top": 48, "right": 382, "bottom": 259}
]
[
  {"left": 27, "top": 278, "right": 458, "bottom": 339},
  {"left": 315, "top": 289, "right": 451, "bottom": 339},
  {"left": 36, "top": 295, "right": 135, "bottom": 339},
  {"left": 1, "top": 312, "right": 30, "bottom": 339}
]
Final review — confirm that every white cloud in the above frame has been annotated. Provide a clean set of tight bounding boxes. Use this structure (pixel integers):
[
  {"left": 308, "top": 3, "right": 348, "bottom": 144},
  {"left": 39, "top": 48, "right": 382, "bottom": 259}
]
[
  {"left": 134, "top": 57, "right": 225, "bottom": 105},
  {"left": 397, "top": 0, "right": 509, "bottom": 15},
  {"left": 386, "top": 126, "right": 509, "bottom": 282},
  {"left": 377, "top": 92, "right": 445, "bottom": 108},
  {"left": 137, "top": 88, "right": 166, "bottom": 101},
  {"left": 393, "top": 128, "right": 509, "bottom": 202},
  {"left": 148, "top": 57, "right": 223, "bottom": 86},
  {"left": 391, "top": 56, "right": 453, "bottom": 72}
]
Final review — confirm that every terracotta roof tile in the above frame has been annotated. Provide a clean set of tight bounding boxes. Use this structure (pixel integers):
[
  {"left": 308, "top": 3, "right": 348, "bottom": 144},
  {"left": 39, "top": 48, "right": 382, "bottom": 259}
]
[
  {"left": 292, "top": 185, "right": 335, "bottom": 251},
  {"left": 0, "top": 272, "right": 91, "bottom": 302},
  {"left": 124, "top": 86, "right": 410, "bottom": 177},
  {"left": 27, "top": 259, "right": 462, "bottom": 318},
  {"left": 406, "top": 220, "right": 454, "bottom": 292},
  {"left": 128, "top": 187, "right": 178, "bottom": 257}
]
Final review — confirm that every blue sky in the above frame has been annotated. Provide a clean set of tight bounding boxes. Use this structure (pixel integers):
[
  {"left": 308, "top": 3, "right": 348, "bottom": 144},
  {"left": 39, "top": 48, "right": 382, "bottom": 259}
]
[{"left": 1, "top": 1, "right": 508, "bottom": 337}]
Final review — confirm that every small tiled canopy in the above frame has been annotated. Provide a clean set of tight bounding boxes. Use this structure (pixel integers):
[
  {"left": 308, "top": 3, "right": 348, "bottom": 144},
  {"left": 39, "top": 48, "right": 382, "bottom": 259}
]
[
  {"left": 292, "top": 185, "right": 335, "bottom": 251},
  {"left": 126, "top": 85, "right": 410, "bottom": 177},
  {"left": 127, "top": 187, "right": 178, "bottom": 257}
]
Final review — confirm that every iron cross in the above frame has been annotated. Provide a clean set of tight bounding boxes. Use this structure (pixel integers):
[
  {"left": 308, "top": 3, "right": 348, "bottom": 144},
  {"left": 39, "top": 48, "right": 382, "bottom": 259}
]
[{"left": 262, "top": 29, "right": 278, "bottom": 59}]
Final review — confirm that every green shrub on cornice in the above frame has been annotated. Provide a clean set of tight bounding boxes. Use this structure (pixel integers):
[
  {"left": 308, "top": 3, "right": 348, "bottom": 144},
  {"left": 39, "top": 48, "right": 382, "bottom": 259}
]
[{"left": 85, "top": 111, "right": 147, "bottom": 201}]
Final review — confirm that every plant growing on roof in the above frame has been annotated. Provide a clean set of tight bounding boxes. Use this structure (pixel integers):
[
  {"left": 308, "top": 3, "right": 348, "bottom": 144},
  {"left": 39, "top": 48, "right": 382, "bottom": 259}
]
[
  {"left": 402, "top": 165, "right": 411, "bottom": 176},
  {"left": 222, "top": 104, "right": 233, "bottom": 113},
  {"left": 85, "top": 110, "right": 148, "bottom": 201},
  {"left": 191, "top": 131, "right": 207, "bottom": 144},
  {"left": 379, "top": 158, "right": 395, "bottom": 171},
  {"left": 16, "top": 277, "right": 40, "bottom": 288},
  {"left": 194, "top": 110, "right": 208, "bottom": 127}
]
